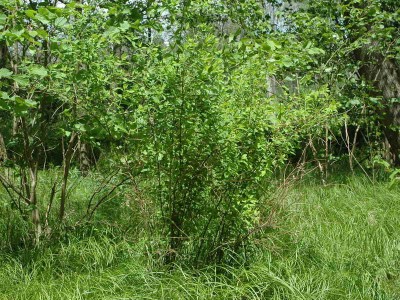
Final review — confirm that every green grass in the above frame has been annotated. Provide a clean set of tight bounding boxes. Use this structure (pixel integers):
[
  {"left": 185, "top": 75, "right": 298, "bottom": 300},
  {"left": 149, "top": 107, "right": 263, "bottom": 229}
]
[{"left": 1, "top": 175, "right": 400, "bottom": 299}]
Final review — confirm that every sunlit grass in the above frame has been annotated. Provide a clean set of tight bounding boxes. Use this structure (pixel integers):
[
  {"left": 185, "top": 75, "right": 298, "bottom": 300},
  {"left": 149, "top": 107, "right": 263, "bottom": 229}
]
[{"left": 0, "top": 175, "right": 399, "bottom": 299}]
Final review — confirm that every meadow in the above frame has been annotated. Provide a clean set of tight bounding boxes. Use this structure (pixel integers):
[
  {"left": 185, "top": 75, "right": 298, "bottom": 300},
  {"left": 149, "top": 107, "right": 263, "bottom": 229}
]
[{"left": 1, "top": 174, "right": 399, "bottom": 300}]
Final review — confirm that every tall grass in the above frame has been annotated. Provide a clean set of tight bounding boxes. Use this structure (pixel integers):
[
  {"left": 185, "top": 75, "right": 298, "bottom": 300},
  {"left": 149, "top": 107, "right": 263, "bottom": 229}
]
[{"left": 0, "top": 175, "right": 399, "bottom": 299}]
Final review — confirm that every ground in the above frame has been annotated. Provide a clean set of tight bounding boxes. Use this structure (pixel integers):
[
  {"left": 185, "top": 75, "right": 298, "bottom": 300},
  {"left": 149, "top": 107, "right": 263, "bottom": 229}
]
[{"left": 0, "top": 175, "right": 399, "bottom": 299}]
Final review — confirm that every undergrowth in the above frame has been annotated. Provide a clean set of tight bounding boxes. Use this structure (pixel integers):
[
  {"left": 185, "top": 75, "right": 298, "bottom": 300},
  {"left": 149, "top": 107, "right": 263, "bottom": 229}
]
[{"left": 1, "top": 174, "right": 400, "bottom": 299}]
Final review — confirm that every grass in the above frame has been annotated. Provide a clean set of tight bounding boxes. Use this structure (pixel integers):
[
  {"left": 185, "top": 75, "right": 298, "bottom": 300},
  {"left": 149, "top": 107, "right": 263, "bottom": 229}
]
[{"left": 1, "top": 174, "right": 400, "bottom": 299}]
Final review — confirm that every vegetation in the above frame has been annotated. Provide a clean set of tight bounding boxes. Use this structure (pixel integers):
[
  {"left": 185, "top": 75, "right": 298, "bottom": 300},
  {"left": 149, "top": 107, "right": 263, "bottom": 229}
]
[
  {"left": 0, "top": 0, "right": 399, "bottom": 298},
  {"left": 1, "top": 175, "right": 400, "bottom": 299}
]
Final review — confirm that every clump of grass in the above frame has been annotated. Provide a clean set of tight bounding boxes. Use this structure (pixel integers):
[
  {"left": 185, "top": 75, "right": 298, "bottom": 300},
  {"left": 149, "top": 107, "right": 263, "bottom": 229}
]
[
  {"left": 272, "top": 175, "right": 400, "bottom": 299},
  {"left": 0, "top": 175, "right": 400, "bottom": 299}
]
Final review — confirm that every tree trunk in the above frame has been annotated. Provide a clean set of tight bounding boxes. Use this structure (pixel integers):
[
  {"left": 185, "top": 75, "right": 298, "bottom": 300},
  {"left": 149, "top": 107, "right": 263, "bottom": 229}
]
[
  {"left": 60, "top": 132, "right": 77, "bottom": 221},
  {"left": 0, "top": 133, "right": 7, "bottom": 163},
  {"left": 20, "top": 117, "right": 42, "bottom": 244},
  {"left": 375, "top": 59, "right": 400, "bottom": 166},
  {"left": 26, "top": 159, "right": 41, "bottom": 245},
  {"left": 357, "top": 49, "right": 400, "bottom": 165},
  {"left": 0, "top": 39, "right": 7, "bottom": 68},
  {"left": 78, "top": 138, "right": 91, "bottom": 176}
]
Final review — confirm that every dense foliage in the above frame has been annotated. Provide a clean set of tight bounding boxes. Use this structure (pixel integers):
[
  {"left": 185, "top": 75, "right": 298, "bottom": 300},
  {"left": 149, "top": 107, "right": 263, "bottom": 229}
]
[{"left": 0, "top": 0, "right": 399, "bottom": 272}]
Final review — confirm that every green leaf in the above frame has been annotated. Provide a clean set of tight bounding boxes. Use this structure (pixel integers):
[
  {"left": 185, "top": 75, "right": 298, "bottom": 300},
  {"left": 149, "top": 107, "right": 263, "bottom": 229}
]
[
  {"left": 35, "top": 13, "right": 50, "bottom": 25},
  {"left": 53, "top": 71, "right": 66, "bottom": 79},
  {"left": 307, "top": 47, "right": 325, "bottom": 55},
  {"left": 349, "top": 99, "right": 361, "bottom": 106},
  {"left": 103, "top": 26, "right": 120, "bottom": 37},
  {"left": 24, "top": 99, "right": 38, "bottom": 107},
  {"left": 25, "top": 10, "right": 36, "bottom": 19},
  {"left": 54, "top": 17, "right": 67, "bottom": 27},
  {"left": 63, "top": 130, "right": 71, "bottom": 137},
  {"left": 0, "top": 68, "right": 12, "bottom": 78},
  {"left": 38, "top": 7, "right": 56, "bottom": 20},
  {"left": 281, "top": 57, "right": 293, "bottom": 68},
  {"left": 29, "top": 65, "right": 48, "bottom": 77},
  {"left": 0, "top": 91, "right": 9, "bottom": 99},
  {"left": 0, "top": 102, "right": 8, "bottom": 110},
  {"left": 0, "top": 92, "right": 10, "bottom": 109},
  {"left": 13, "top": 75, "right": 29, "bottom": 87},
  {"left": 13, "top": 96, "right": 36, "bottom": 115},
  {"left": 28, "top": 31, "right": 38, "bottom": 37},
  {"left": 263, "top": 40, "right": 280, "bottom": 51},
  {"left": 36, "top": 29, "right": 48, "bottom": 38},
  {"left": 0, "top": 13, "right": 6, "bottom": 25},
  {"left": 16, "top": 96, "right": 37, "bottom": 107},
  {"left": 74, "top": 123, "right": 86, "bottom": 132},
  {"left": 119, "top": 21, "right": 130, "bottom": 31}
]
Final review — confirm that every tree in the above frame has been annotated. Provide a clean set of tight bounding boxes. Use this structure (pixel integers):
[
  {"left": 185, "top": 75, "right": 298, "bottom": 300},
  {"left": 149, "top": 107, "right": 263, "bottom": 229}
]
[
  {"left": 0, "top": 0, "right": 130, "bottom": 242},
  {"left": 286, "top": 0, "right": 400, "bottom": 165}
]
